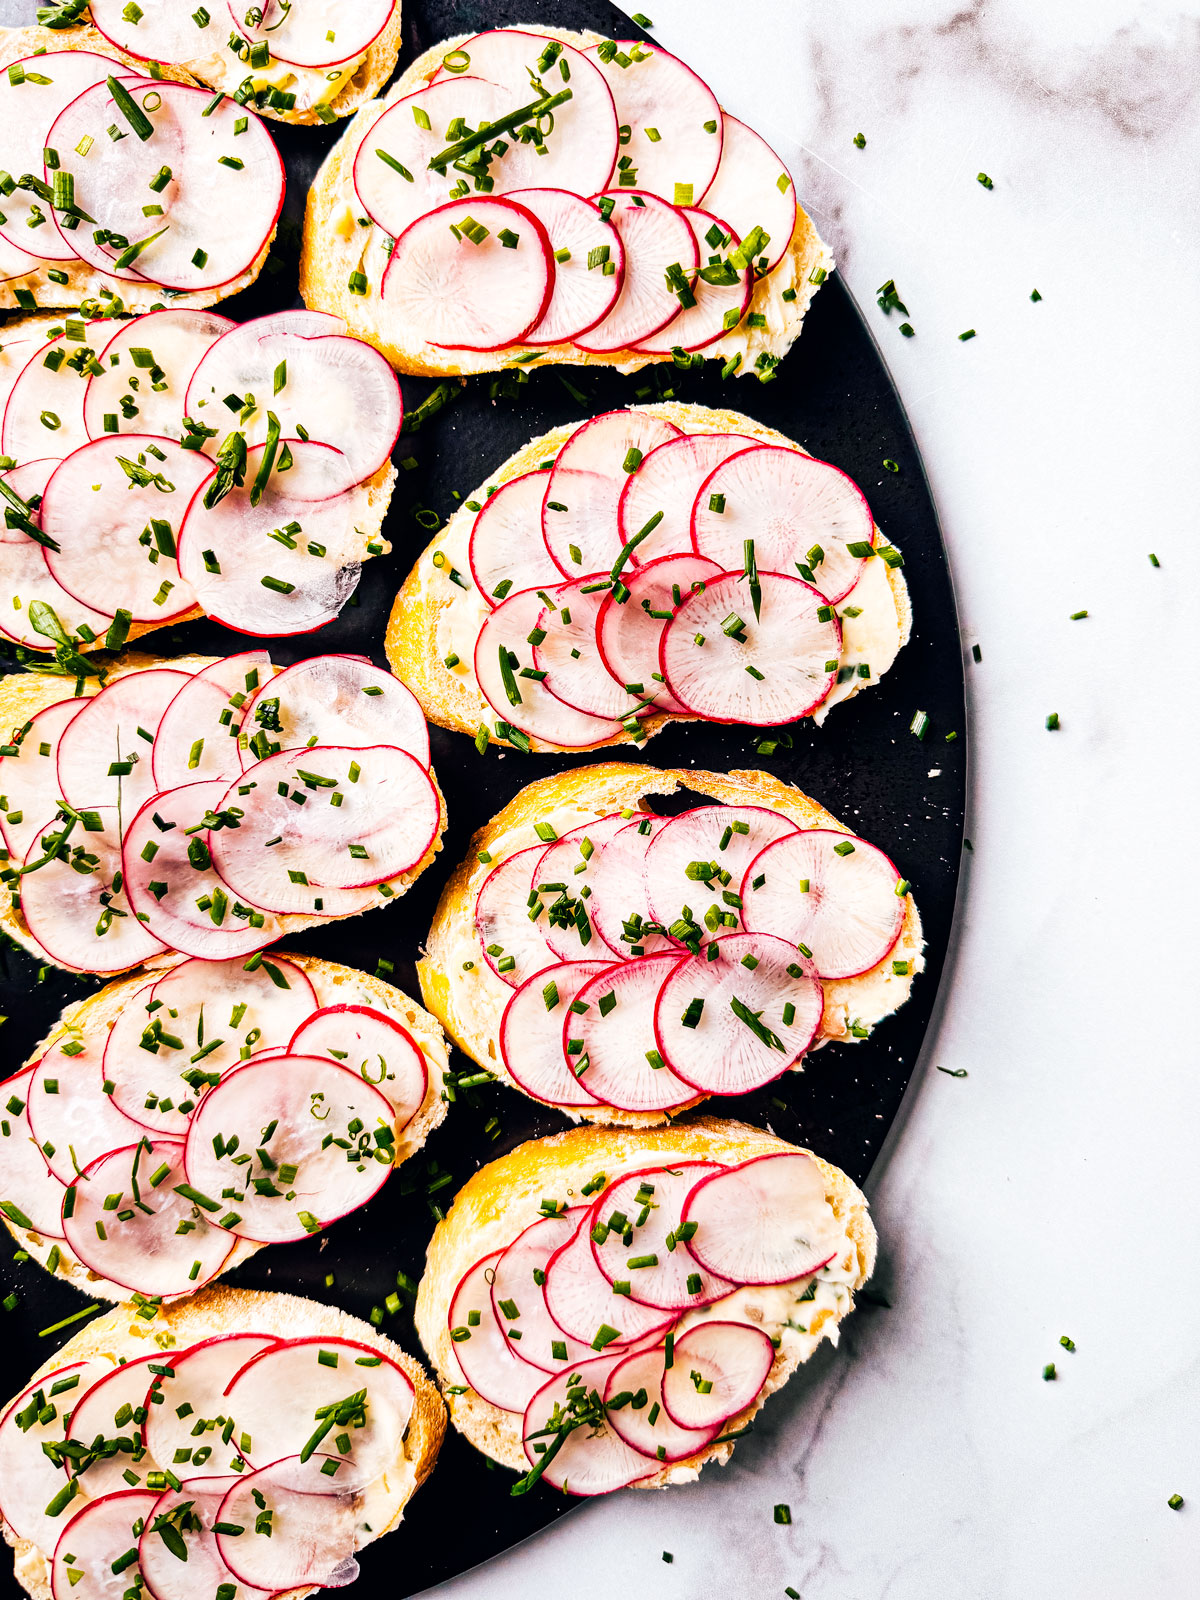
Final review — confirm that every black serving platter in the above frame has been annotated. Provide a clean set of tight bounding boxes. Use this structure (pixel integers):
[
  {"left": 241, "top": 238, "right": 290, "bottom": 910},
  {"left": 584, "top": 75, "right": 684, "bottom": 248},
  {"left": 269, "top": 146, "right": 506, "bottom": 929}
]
[{"left": 0, "top": 1, "right": 966, "bottom": 1593}]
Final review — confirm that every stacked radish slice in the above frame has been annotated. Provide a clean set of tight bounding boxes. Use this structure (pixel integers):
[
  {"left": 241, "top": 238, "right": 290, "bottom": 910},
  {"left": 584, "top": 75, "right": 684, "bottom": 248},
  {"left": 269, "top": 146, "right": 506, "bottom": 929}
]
[
  {"left": 448, "top": 1151, "right": 844, "bottom": 1495},
  {"left": 479, "top": 800, "right": 910, "bottom": 1114},
  {"left": 0, "top": 308, "right": 401, "bottom": 642},
  {"left": 345, "top": 29, "right": 797, "bottom": 362},
  {"left": 0, "top": 1330, "right": 416, "bottom": 1593},
  {"left": 0, "top": 56, "right": 283, "bottom": 306},
  {"left": 0, "top": 651, "right": 439, "bottom": 974},
  {"left": 0, "top": 951, "right": 434, "bottom": 1297}
]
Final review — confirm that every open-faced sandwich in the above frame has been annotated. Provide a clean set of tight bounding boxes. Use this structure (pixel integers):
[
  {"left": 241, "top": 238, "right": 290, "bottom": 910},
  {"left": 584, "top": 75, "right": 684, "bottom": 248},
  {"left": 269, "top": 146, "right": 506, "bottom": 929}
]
[
  {"left": 415, "top": 1119, "right": 872, "bottom": 1495},
  {"left": 0, "top": 1284, "right": 444, "bottom": 1599},
  {"left": 388, "top": 402, "right": 910, "bottom": 754},
  {"left": 301, "top": 24, "right": 830, "bottom": 379},
  {"left": 418, "top": 763, "right": 922, "bottom": 1124}
]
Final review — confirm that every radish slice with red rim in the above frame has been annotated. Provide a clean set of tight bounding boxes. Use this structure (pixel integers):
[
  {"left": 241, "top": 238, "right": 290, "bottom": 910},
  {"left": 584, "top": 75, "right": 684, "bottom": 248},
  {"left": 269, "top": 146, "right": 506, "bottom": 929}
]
[
  {"left": 532, "top": 814, "right": 633, "bottom": 962},
  {"left": 448, "top": 1250, "right": 548, "bottom": 1413},
  {"left": 63, "top": 1138, "right": 236, "bottom": 1296},
  {"left": 0, "top": 235, "right": 42, "bottom": 284},
  {"left": 238, "top": 655, "right": 429, "bottom": 770},
  {"left": 475, "top": 588, "right": 624, "bottom": 750},
  {"left": 586, "top": 814, "right": 675, "bottom": 958},
  {"left": 660, "top": 1320, "right": 773, "bottom": 1430},
  {"left": 542, "top": 408, "right": 683, "bottom": 578},
  {"left": 223, "top": 1337, "right": 414, "bottom": 1487},
  {"left": 1, "top": 328, "right": 102, "bottom": 464},
  {"left": 88, "top": 1, "right": 220, "bottom": 61},
  {"left": 141, "top": 1334, "right": 279, "bottom": 1480},
  {"left": 585, "top": 42, "right": 722, "bottom": 207},
  {"left": 467, "top": 469, "right": 563, "bottom": 607},
  {"left": 139, "top": 1476, "right": 275, "bottom": 1600},
  {"left": 0, "top": 1066, "right": 70, "bottom": 1236},
  {"left": 41, "top": 438, "right": 211, "bottom": 623},
  {"left": 692, "top": 446, "right": 873, "bottom": 604},
  {"left": 0, "top": 463, "right": 112, "bottom": 653},
  {"left": 0, "top": 694, "right": 86, "bottom": 864},
  {"left": 47, "top": 81, "right": 285, "bottom": 293},
  {"left": 183, "top": 1054, "right": 395, "bottom": 1242},
  {"left": 636, "top": 207, "right": 753, "bottom": 353},
  {"left": 491, "top": 1211, "right": 597, "bottom": 1374},
  {"left": 533, "top": 579, "right": 650, "bottom": 723},
  {"left": 474, "top": 845, "right": 557, "bottom": 990},
  {"left": 617, "top": 434, "right": 760, "bottom": 565},
  {"left": 500, "top": 960, "right": 614, "bottom": 1108},
  {"left": 596, "top": 552, "right": 722, "bottom": 716},
  {"left": 698, "top": 113, "right": 797, "bottom": 274},
  {"left": 228, "top": 0, "right": 394, "bottom": 67},
  {"left": 26, "top": 1039, "right": 150, "bottom": 1185},
  {"left": 51, "top": 1489, "right": 162, "bottom": 1600},
  {"left": 509, "top": 189, "right": 625, "bottom": 345},
  {"left": 20, "top": 808, "right": 168, "bottom": 975},
  {"left": 681, "top": 1152, "right": 842, "bottom": 1285},
  {"left": 573, "top": 192, "right": 698, "bottom": 355},
  {"left": 521, "top": 1355, "right": 657, "bottom": 1495},
  {"left": 57, "top": 667, "right": 193, "bottom": 815},
  {"left": 740, "top": 828, "right": 907, "bottom": 978},
  {"left": 654, "top": 931, "right": 823, "bottom": 1094},
  {"left": 590, "top": 1164, "right": 734, "bottom": 1311},
  {"left": 65, "top": 1353, "right": 161, "bottom": 1496},
  {"left": 215, "top": 1455, "right": 360, "bottom": 1591},
  {"left": 85, "top": 309, "right": 235, "bottom": 443},
  {"left": 565, "top": 953, "right": 697, "bottom": 1114},
  {"left": 288, "top": 1005, "right": 428, "bottom": 1131},
  {"left": 661, "top": 570, "right": 840, "bottom": 725},
  {"left": 0, "top": 1360, "right": 109, "bottom": 1549},
  {"left": 383, "top": 198, "right": 553, "bottom": 354},
  {"left": 643, "top": 804, "right": 799, "bottom": 932},
  {"left": 543, "top": 1214, "right": 672, "bottom": 1348},
  {"left": 604, "top": 1344, "right": 720, "bottom": 1461},
  {"left": 152, "top": 651, "right": 272, "bottom": 790}
]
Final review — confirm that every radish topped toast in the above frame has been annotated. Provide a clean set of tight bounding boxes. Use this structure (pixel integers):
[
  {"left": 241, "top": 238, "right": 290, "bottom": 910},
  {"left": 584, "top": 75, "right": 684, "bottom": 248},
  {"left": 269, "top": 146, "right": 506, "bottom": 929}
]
[
  {"left": 387, "top": 402, "right": 910, "bottom": 754},
  {"left": 418, "top": 764, "right": 923, "bottom": 1127},
  {"left": 0, "top": 650, "right": 444, "bottom": 976},
  {"left": 415, "top": 1119, "right": 872, "bottom": 1496},
  {"left": 0, "top": 308, "right": 402, "bottom": 646},
  {"left": 0, "top": 949, "right": 448, "bottom": 1301},
  {"left": 0, "top": 1284, "right": 445, "bottom": 1600},
  {"left": 44, "top": 2, "right": 405, "bottom": 125},
  {"left": 0, "top": 28, "right": 286, "bottom": 314},
  {"left": 301, "top": 25, "right": 830, "bottom": 379}
]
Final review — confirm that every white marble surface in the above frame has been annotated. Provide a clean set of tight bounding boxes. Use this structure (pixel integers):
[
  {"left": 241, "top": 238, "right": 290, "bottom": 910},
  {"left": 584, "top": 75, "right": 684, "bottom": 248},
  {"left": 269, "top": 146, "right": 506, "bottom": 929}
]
[{"left": 424, "top": 2, "right": 1200, "bottom": 1596}]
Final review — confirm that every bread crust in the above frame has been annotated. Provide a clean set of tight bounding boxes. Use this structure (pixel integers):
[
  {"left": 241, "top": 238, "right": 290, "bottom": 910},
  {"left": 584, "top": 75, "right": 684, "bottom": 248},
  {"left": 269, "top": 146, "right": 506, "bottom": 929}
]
[
  {"left": 299, "top": 27, "right": 833, "bottom": 377},
  {"left": 417, "top": 761, "right": 924, "bottom": 1127},
  {"left": 414, "top": 1116, "right": 875, "bottom": 1485},
  {"left": 2, "top": 1283, "right": 446, "bottom": 1600}
]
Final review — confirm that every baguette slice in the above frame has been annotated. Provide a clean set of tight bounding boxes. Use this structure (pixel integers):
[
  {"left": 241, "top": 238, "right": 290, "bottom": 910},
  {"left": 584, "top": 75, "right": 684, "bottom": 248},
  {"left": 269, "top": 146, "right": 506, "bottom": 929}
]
[
  {"left": 2, "top": 1283, "right": 445, "bottom": 1600},
  {"left": 415, "top": 1117, "right": 874, "bottom": 1485},
  {"left": 417, "top": 762, "right": 924, "bottom": 1127},
  {"left": 300, "top": 26, "right": 832, "bottom": 378}
]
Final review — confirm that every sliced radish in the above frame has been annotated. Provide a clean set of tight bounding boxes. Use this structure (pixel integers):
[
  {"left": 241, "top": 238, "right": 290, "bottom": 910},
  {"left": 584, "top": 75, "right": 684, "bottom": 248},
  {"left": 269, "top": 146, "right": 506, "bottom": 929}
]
[
  {"left": 88, "top": 1, "right": 219, "bottom": 62},
  {"left": 573, "top": 191, "right": 698, "bottom": 354},
  {"left": 27, "top": 1039, "right": 149, "bottom": 1186},
  {"left": 48, "top": 81, "right": 285, "bottom": 293},
  {"left": 532, "top": 813, "right": 633, "bottom": 962},
  {"left": 521, "top": 1356, "right": 655, "bottom": 1495},
  {"left": 215, "top": 1456, "right": 359, "bottom": 1591},
  {"left": 0, "top": 694, "right": 86, "bottom": 863},
  {"left": 542, "top": 409, "right": 683, "bottom": 577},
  {"left": 0, "top": 1065, "right": 70, "bottom": 1236},
  {"left": 20, "top": 808, "right": 168, "bottom": 975},
  {"left": 176, "top": 439, "right": 369, "bottom": 637},
  {"left": 228, "top": 0, "right": 394, "bottom": 68},
  {"left": 57, "top": 667, "right": 193, "bottom": 814},
  {"left": 740, "top": 828, "right": 907, "bottom": 979},
  {"left": 533, "top": 578, "right": 648, "bottom": 722},
  {"left": 224, "top": 1337, "right": 414, "bottom": 1487},
  {"left": 475, "top": 587, "right": 624, "bottom": 750},
  {"left": 141, "top": 1333, "right": 278, "bottom": 1481},
  {"left": 139, "top": 1476, "right": 274, "bottom": 1600},
  {"left": 617, "top": 434, "right": 760, "bottom": 565},
  {"left": 586, "top": 814, "right": 674, "bottom": 958},
  {"left": 681, "top": 1152, "right": 841, "bottom": 1285},
  {"left": 500, "top": 960, "right": 614, "bottom": 1109},
  {"left": 491, "top": 1211, "right": 596, "bottom": 1373},
  {"left": 288, "top": 1005, "right": 428, "bottom": 1130},
  {"left": 692, "top": 446, "right": 873, "bottom": 605},
  {"left": 85, "top": 309, "right": 235, "bottom": 443},
  {"left": 590, "top": 1164, "right": 733, "bottom": 1311},
  {"left": 511, "top": 189, "right": 625, "bottom": 345},
  {"left": 238, "top": 655, "right": 429, "bottom": 770},
  {"left": 473, "top": 845, "right": 556, "bottom": 991},
  {"left": 660, "top": 1321, "right": 773, "bottom": 1431},
  {"left": 467, "top": 470, "right": 562, "bottom": 608},
  {"left": 66, "top": 1352, "right": 160, "bottom": 1497},
  {"left": 0, "top": 1360, "right": 108, "bottom": 1549},
  {"left": 596, "top": 552, "right": 722, "bottom": 715},
  {"left": 565, "top": 954, "right": 696, "bottom": 1113},
  {"left": 661, "top": 570, "right": 840, "bottom": 725},
  {"left": 586, "top": 42, "right": 721, "bottom": 207},
  {"left": 448, "top": 1251, "right": 548, "bottom": 1414},
  {"left": 0, "top": 462, "right": 113, "bottom": 653},
  {"left": 42, "top": 438, "right": 211, "bottom": 623},
  {"left": 604, "top": 1343, "right": 720, "bottom": 1462},
  {"left": 698, "top": 114, "right": 797, "bottom": 274},
  {"left": 0, "top": 235, "right": 42, "bottom": 284},
  {"left": 123, "top": 780, "right": 283, "bottom": 960},
  {"left": 183, "top": 1054, "right": 394, "bottom": 1242},
  {"left": 543, "top": 1215, "right": 672, "bottom": 1350},
  {"left": 2, "top": 326, "right": 103, "bottom": 464},
  {"left": 51, "top": 1489, "right": 161, "bottom": 1600},
  {"left": 654, "top": 932, "right": 823, "bottom": 1095},
  {"left": 152, "top": 652, "right": 272, "bottom": 790},
  {"left": 636, "top": 207, "right": 752, "bottom": 352},
  {"left": 63, "top": 1138, "right": 235, "bottom": 1296},
  {"left": 642, "top": 804, "right": 799, "bottom": 931},
  {"left": 383, "top": 198, "right": 553, "bottom": 353}
]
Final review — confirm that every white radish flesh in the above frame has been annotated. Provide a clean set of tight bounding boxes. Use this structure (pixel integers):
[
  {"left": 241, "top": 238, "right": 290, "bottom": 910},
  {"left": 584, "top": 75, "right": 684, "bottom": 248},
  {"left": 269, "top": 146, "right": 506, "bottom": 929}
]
[
  {"left": 85, "top": 309, "right": 235, "bottom": 442},
  {"left": 521, "top": 1357, "right": 655, "bottom": 1495},
  {"left": 660, "top": 1320, "right": 773, "bottom": 1430},
  {"left": 2, "top": 328, "right": 101, "bottom": 464},
  {"left": 500, "top": 960, "right": 613, "bottom": 1109},
  {"left": 573, "top": 191, "right": 698, "bottom": 354},
  {"left": 590, "top": 1163, "right": 734, "bottom": 1311},
  {"left": 0, "top": 1361, "right": 107, "bottom": 1548},
  {"left": 511, "top": 189, "right": 625, "bottom": 344},
  {"left": 585, "top": 815, "right": 674, "bottom": 958},
  {"left": 681, "top": 1152, "right": 842, "bottom": 1285},
  {"left": 0, "top": 462, "right": 112, "bottom": 653},
  {"left": 533, "top": 578, "right": 649, "bottom": 722},
  {"left": 604, "top": 1344, "right": 719, "bottom": 1461},
  {"left": 238, "top": 655, "right": 430, "bottom": 770},
  {"left": 228, "top": 0, "right": 394, "bottom": 68},
  {"left": 139, "top": 1477, "right": 274, "bottom": 1600},
  {"left": 50, "top": 1489, "right": 161, "bottom": 1600},
  {"left": 467, "top": 469, "right": 562, "bottom": 607},
  {"left": 27, "top": 1039, "right": 149, "bottom": 1185},
  {"left": 617, "top": 433, "right": 760, "bottom": 564},
  {"left": 65, "top": 1352, "right": 161, "bottom": 1497},
  {"left": 586, "top": 41, "right": 721, "bottom": 205},
  {"left": 215, "top": 1456, "right": 359, "bottom": 1591},
  {"left": 0, "top": 1066, "right": 70, "bottom": 1236},
  {"left": 491, "top": 1212, "right": 596, "bottom": 1373},
  {"left": 635, "top": 207, "right": 752, "bottom": 353},
  {"left": 56, "top": 667, "right": 192, "bottom": 815},
  {"left": 448, "top": 1251, "right": 548, "bottom": 1414},
  {"left": 595, "top": 552, "right": 722, "bottom": 716},
  {"left": 697, "top": 113, "right": 797, "bottom": 274},
  {"left": 141, "top": 1333, "right": 278, "bottom": 1481},
  {"left": 642, "top": 804, "right": 799, "bottom": 931},
  {"left": 0, "top": 694, "right": 86, "bottom": 863},
  {"left": 474, "top": 845, "right": 556, "bottom": 990},
  {"left": 544, "top": 1215, "right": 672, "bottom": 1349},
  {"left": 532, "top": 813, "right": 632, "bottom": 962},
  {"left": 88, "top": 1, "right": 220, "bottom": 63},
  {"left": 152, "top": 651, "right": 272, "bottom": 790},
  {"left": 288, "top": 1005, "right": 428, "bottom": 1130},
  {"left": 566, "top": 954, "right": 697, "bottom": 1114}
]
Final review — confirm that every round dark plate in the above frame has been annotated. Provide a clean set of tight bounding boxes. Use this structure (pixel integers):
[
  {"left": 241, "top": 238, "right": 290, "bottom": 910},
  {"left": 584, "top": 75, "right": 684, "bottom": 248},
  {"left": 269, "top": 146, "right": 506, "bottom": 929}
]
[{"left": 0, "top": 2, "right": 964, "bottom": 1593}]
